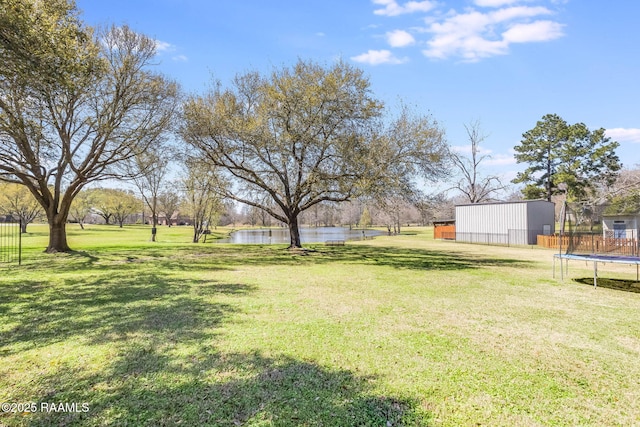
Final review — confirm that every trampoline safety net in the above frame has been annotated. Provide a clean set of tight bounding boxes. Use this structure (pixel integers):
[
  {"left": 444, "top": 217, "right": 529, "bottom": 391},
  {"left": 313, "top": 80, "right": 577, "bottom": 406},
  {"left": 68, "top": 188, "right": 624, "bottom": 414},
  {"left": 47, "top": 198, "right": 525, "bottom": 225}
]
[{"left": 561, "top": 201, "right": 640, "bottom": 257}]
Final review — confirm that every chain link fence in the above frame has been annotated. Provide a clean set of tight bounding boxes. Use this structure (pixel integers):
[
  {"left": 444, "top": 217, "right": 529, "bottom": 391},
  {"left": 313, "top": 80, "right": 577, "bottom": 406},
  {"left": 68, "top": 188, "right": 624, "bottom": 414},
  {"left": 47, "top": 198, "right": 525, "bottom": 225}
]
[{"left": 455, "top": 229, "right": 544, "bottom": 246}]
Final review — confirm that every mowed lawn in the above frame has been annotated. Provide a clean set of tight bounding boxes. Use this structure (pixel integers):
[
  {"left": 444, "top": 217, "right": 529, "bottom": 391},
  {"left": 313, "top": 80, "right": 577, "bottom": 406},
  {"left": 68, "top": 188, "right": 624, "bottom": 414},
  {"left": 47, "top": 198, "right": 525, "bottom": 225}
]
[{"left": 2, "top": 224, "right": 640, "bottom": 426}]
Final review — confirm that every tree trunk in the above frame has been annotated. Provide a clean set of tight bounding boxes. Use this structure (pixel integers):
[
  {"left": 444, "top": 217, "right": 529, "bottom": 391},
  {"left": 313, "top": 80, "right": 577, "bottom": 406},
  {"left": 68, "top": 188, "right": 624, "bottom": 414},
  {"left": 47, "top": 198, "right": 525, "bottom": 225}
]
[
  {"left": 546, "top": 147, "right": 553, "bottom": 202},
  {"left": 20, "top": 220, "right": 27, "bottom": 234},
  {"left": 287, "top": 217, "right": 302, "bottom": 249},
  {"left": 47, "top": 216, "right": 71, "bottom": 253},
  {"left": 151, "top": 213, "right": 158, "bottom": 242}
]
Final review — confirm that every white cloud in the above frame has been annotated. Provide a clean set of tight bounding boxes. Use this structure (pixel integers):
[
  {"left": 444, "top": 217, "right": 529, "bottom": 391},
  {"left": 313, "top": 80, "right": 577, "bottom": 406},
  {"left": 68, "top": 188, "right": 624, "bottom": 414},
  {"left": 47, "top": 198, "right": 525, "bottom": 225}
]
[
  {"left": 373, "top": 0, "right": 437, "bottom": 16},
  {"left": 423, "top": 11, "right": 510, "bottom": 61},
  {"left": 155, "top": 39, "right": 189, "bottom": 62},
  {"left": 490, "top": 6, "right": 552, "bottom": 22},
  {"left": 484, "top": 154, "right": 517, "bottom": 166},
  {"left": 502, "top": 20, "right": 565, "bottom": 43},
  {"left": 474, "top": 0, "right": 524, "bottom": 7},
  {"left": 364, "top": 0, "right": 565, "bottom": 62},
  {"left": 386, "top": 30, "right": 416, "bottom": 47},
  {"left": 421, "top": 5, "right": 564, "bottom": 61},
  {"left": 351, "top": 49, "right": 408, "bottom": 65},
  {"left": 606, "top": 128, "right": 640, "bottom": 143},
  {"left": 154, "top": 40, "right": 174, "bottom": 52}
]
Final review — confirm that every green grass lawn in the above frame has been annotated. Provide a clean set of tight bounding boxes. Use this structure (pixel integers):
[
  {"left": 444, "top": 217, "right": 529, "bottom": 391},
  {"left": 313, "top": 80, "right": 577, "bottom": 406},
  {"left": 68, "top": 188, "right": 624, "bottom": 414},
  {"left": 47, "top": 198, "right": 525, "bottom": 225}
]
[{"left": 2, "top": 224, "right": 640, "bottom": 426}]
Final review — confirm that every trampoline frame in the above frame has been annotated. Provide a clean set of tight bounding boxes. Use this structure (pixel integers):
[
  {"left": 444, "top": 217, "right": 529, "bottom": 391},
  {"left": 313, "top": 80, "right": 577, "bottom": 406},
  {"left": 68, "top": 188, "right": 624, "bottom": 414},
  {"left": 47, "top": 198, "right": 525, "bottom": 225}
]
[{"left": 553, "top": 253, "right": 640, "bottom": 288}]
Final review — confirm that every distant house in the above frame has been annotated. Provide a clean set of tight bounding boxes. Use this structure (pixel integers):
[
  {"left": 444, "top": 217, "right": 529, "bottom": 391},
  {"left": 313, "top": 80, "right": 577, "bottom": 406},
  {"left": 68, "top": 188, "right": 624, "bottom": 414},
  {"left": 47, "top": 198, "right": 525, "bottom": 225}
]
[
  {"left": 157, "top": 212, "right": 175, "bottom": 226},
  {"left": 455, "top": 200, "right": 555, "bottom": 245},
  {"left": 0, "top": 214, "right": 16, "bottom": 223},
  {"left": 602, "top": 214, "right": 640, "bottom": 239},
  {"left": 158, "top": 212, "right": 191, "bottom": 226}
]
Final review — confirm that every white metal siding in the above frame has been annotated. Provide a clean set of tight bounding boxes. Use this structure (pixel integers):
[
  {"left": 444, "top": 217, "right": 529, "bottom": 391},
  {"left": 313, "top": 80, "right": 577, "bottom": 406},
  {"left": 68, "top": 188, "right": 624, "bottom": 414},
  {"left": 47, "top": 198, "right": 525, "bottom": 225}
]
[
  {"left": 456, "top": 203, "right": 527, "bottom": 234},
  {"left": 455, "top": 201, "right": 555, "bottom": 245}
]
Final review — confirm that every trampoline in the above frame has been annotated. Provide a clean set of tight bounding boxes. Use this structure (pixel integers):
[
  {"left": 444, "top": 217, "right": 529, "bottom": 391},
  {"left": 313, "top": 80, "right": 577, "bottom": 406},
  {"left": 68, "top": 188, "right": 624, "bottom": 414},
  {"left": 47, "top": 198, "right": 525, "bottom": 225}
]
[
  {"left": 553, "top": 201, "right": 640, "bottom": 287},
  {"left": 553, "top": 253, "right": 640, "bottom": 288}
]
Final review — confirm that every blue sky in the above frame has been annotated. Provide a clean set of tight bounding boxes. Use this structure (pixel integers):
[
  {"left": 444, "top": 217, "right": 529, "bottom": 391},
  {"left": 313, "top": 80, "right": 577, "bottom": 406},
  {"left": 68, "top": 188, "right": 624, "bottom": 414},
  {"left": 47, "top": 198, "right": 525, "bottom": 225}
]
[{"left": 77, "top": 0, "right": 640, "bottom": 191}]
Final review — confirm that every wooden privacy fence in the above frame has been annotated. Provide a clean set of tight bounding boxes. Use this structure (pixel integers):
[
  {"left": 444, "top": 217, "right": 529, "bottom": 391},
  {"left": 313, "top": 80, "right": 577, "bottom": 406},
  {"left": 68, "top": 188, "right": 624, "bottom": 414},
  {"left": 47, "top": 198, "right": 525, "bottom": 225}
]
[
  {"left": 537, "top": 234, "right": 567, "bottom": 248},
  {"left": 538, "top": 234, "right": 640, "bottom": 257},
  {"left": 434, "top": 225, "right": 456, "bottom": 240}
]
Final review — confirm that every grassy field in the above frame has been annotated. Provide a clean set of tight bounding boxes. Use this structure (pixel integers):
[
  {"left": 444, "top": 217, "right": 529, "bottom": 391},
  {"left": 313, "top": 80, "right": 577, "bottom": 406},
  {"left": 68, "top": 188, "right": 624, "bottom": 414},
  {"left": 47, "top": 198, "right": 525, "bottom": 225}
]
[{"left": 1, "top": 224, "right": 640, "bottom": 426}]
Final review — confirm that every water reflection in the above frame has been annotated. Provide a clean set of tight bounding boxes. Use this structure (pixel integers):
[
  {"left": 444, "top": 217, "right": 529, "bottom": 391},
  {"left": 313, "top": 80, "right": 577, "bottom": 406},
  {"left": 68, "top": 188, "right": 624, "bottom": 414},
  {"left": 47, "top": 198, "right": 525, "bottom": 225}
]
[{"left": 216, "top": 227, "right": 383, "bottom": 244}]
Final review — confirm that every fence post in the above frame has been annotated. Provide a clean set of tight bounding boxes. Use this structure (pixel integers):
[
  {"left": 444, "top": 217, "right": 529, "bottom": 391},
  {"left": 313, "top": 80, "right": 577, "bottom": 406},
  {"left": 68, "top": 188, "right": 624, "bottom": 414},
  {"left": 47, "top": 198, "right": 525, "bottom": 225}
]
[{"left": 19, "top": 219, "right": 22, "bottom": 266}]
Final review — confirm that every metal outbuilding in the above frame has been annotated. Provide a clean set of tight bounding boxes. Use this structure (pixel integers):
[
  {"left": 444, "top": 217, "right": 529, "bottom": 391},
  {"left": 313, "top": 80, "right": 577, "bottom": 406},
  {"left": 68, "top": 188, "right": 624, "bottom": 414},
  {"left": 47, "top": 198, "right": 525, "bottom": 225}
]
[{"left": 455, "top": 200, "right": 555, "bottom": 245}]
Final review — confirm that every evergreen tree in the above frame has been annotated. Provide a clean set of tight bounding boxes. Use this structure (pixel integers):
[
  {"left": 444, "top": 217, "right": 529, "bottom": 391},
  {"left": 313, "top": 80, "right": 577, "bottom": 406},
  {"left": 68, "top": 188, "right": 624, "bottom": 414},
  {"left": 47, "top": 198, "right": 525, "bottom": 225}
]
[{"left": 512, "top": 114, "right": 621, "bottom": 202}]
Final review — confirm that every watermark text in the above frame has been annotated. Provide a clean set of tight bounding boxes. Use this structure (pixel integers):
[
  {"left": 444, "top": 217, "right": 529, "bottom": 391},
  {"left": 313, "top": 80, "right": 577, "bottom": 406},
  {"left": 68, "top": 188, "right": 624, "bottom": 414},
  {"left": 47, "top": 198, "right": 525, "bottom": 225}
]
[{"left": 1, "top": 402, "right": 90, "bottom": 413}]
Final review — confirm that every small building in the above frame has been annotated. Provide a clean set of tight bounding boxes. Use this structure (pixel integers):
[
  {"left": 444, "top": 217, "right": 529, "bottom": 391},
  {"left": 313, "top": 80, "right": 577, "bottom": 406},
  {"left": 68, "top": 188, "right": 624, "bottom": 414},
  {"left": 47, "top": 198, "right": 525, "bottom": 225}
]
[
  {"left": 0, "top": 214, "right": 16, "bottom": 223},
  {"left": 455, "top": 200, "right": 555, "bottom": 245},
  {"left": 433, "top": 219, "right": 455, "bottom": 240},
  {"left": 602, "top": 214, "right": 640, "bottom": 239}
]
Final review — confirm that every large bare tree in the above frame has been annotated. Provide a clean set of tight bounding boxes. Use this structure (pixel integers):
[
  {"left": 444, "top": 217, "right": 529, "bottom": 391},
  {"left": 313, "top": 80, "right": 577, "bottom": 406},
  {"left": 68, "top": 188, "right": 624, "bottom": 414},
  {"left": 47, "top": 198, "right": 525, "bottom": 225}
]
[
  {"left": 450, "top": 121, "right": 505, "bottom": 203},
  {"left": 0, "top": 0, "right": 178, "bottom": 252},
  {"left": 181, "top": 59, "right": 448, "bottom": 248}
]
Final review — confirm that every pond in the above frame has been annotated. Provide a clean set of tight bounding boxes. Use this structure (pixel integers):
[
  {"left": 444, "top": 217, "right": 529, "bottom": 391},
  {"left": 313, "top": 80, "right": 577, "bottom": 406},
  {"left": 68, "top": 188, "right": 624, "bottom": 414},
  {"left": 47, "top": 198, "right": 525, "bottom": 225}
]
[{"left": 216, "top": 227, "right": 384, "bottom": 244}]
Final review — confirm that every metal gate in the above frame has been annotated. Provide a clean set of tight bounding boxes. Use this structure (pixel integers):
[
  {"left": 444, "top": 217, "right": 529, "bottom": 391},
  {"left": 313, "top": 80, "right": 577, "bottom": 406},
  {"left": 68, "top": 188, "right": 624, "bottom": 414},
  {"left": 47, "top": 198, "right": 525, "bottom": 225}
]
[{"left": 0, "top": 220, "right": 21, "bottom": 265}]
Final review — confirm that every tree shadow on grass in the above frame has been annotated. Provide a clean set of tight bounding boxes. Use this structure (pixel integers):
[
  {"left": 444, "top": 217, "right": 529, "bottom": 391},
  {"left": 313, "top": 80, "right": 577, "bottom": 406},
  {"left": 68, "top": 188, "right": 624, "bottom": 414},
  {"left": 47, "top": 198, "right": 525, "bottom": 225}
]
[
  {"left": 148, "top": 244, "right": 535, "bottom": 273},
  {"left": 575, "top": 277, "right": 640, "bottom": 293},
  {"left": 21, "top": 350, "right": 430, "bottom": 426},
  {"left": 7, "top": 241, "right": 535, "bottom": 277},
  {"left": 315, "top": 245, "right": 534, "bottom": 271},
  {"left": 1, "top": 255, "right": 433, "bottom": 425},
  {"left": 0, "top": 272, "right": 255, "bottom": 356}
]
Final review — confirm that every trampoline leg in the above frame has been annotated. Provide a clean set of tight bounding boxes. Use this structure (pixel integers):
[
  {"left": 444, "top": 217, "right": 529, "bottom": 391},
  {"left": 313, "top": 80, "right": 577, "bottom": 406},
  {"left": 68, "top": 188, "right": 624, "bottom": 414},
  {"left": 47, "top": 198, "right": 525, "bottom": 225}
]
[{"left": 594, "top": 261, "right": 597, "bottom": 288}]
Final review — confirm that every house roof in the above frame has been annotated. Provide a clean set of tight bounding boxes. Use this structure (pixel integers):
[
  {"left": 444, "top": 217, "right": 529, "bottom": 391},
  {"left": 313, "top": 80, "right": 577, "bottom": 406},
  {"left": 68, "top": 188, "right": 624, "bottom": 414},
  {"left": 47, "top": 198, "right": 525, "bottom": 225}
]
[{"left": 433, "top": 219, "right": 455, "bottom": 225}]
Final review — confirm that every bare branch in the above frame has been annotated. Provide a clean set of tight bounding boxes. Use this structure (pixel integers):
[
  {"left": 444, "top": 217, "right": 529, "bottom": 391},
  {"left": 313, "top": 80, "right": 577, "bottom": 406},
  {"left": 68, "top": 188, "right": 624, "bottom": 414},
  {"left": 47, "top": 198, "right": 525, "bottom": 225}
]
[
  {"left": 0, "top": 7, "right": 179, "bottom": 251},
  {"left": 449, "top": 120, "right": 506, "bottom": 203}
]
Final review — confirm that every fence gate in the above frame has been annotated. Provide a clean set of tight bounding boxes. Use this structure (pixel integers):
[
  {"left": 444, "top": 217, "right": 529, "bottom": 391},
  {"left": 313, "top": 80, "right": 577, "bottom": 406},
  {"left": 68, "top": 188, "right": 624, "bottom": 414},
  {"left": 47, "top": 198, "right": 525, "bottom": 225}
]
[{"left": 0, "top": 220, "right": 21, "bottom": 265}]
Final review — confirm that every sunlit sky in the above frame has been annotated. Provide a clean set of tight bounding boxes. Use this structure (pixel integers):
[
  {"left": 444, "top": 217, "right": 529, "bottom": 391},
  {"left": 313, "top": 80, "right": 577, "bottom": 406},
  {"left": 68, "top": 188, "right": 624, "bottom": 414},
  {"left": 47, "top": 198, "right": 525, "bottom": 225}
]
[{"left": 77, "top": 0, "right": 640, "bottom": 190}]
